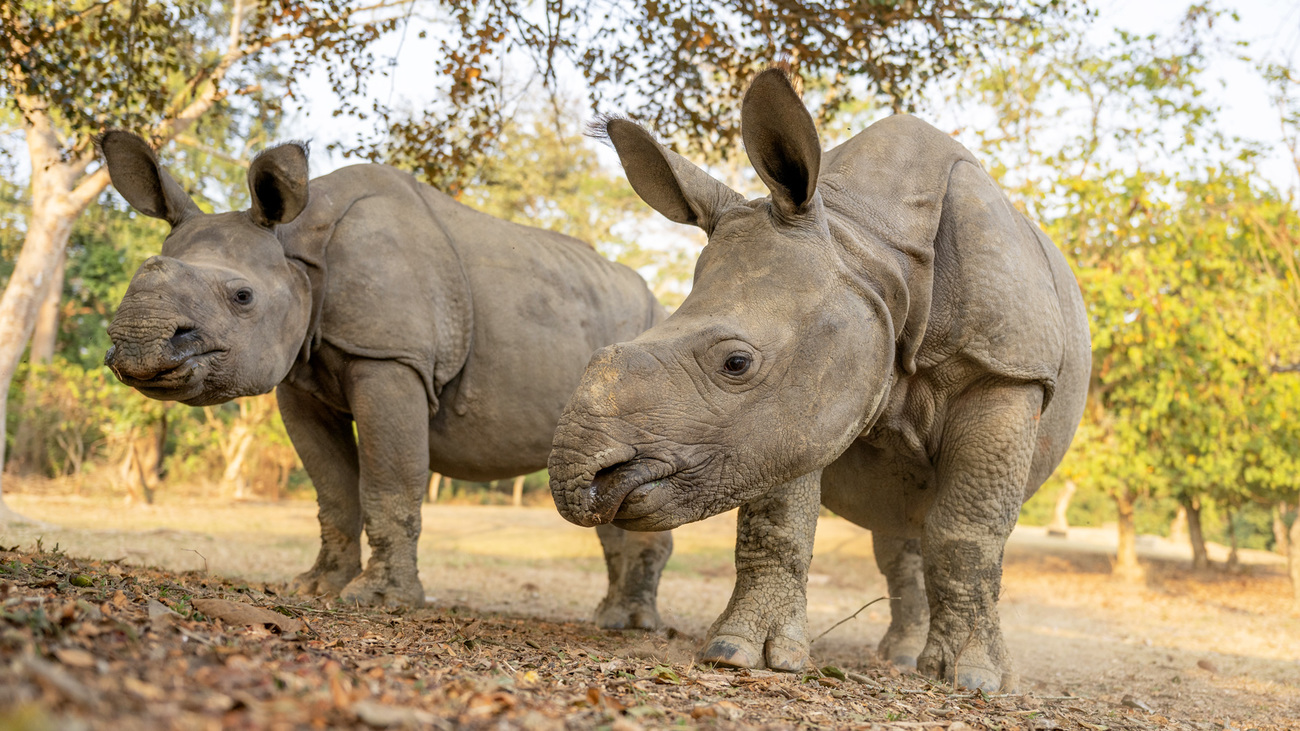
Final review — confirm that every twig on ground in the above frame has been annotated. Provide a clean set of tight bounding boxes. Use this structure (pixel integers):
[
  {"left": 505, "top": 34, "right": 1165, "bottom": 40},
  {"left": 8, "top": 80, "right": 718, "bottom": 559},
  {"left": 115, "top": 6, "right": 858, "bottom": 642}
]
[
  {"left": 811, "top": 596, "right": 890, "bottom": 644},
  {"left": 184, "top": 549, "right": 208, "bottom": 574}
]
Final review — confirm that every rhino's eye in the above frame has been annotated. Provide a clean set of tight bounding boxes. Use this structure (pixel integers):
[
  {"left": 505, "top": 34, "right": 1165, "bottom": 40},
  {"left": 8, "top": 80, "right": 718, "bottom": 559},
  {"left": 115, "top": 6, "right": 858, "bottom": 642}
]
[
  {"left": 722, "top": 353, "right": 752, "bottom": 376},
  {"left": 233, "top": 288, "right": 254, "bottom": 306}
]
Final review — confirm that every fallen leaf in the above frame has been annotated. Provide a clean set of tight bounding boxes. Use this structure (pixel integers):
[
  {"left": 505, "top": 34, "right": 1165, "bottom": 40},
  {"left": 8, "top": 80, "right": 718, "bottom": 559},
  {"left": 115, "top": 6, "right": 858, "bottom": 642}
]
[
  {"left": 1196, "top": 659, "right": 1218, "bottom": 674},
  {"left": 352, "top": 699, "right": 436, "bottom": 727},
  {"left": 53, "top": 647, "right": 95, "bottom": 668},
  {"left": 192, "top": 598, "right": 303, "bottom": 633},
  {"left": 1121, "top": 694, "right": 1153, "bottom": 713},
  {"left": 123, "top": 676, "right": 166, "bottom": 701}
]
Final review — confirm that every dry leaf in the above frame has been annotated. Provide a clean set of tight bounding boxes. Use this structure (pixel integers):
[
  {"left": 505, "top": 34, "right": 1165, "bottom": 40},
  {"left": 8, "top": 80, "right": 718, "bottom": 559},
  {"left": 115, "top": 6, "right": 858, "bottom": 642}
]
[
  {"left": 352, "top": 699, "right": 436, "bottom": 728},
  {"left": 192, "top": 599, "right": 303, "bottom": 633},
  {"left": 53, "top": 647, "right": 95, "bottom": 668}
]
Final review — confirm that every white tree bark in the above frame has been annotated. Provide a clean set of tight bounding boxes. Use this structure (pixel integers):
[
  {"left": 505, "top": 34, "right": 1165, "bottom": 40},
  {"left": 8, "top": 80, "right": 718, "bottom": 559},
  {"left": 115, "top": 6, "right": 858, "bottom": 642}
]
[{"left": 0, "top": 0, "right": 254, "bottom": 516}]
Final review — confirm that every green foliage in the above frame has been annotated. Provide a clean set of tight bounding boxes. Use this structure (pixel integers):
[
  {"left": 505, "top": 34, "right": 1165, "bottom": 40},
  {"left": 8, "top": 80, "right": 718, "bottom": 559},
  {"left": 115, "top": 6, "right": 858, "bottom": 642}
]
[{"left": 971, "top": 8, "right": 1300, "bottom": 544}]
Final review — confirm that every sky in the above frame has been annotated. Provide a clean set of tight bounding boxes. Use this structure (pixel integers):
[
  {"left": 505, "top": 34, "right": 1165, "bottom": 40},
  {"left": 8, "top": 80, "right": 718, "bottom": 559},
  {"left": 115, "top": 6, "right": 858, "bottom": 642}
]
[{"left": 289, "top": 0, "right": 1300, "bottom": 193}]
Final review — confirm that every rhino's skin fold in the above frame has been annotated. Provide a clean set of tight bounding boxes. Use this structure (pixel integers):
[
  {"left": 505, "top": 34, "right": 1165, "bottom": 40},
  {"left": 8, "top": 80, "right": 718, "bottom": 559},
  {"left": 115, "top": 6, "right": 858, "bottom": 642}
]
[
  {"left": 549, "top": 67, "right": 1091, "bottom": 692},
  {"left": 99, "top": 130, "right": 673, "bottom": 625}
]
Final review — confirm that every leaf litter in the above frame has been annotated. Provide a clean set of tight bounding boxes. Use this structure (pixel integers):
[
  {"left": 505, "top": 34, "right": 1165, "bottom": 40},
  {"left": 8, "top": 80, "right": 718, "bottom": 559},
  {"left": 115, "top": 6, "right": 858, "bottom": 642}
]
[{"left": 0, "top": 546, "right": 1292, "bottom": 730}]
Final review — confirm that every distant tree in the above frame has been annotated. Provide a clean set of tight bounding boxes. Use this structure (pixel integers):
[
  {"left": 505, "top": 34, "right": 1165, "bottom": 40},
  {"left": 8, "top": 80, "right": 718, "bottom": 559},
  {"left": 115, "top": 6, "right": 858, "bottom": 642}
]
[
  {"left": 347, "top": 0, "right": 1073, "bottom": 182},
  {"left": 960, "top": 8, "right": 1300, "bottom": 588},
  {"left": 0, "top": 0, "right": 410, "bottom": 518}
]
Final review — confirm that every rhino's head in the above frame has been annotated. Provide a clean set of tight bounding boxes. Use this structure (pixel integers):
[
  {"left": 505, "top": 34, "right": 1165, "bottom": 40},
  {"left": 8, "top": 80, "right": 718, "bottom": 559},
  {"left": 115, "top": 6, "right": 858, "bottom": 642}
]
[
  {"left": 549, "top": 68, "right": 900, "bottom": 530},
  {"left": 101, "top": 132, "right": 312, "bottom": 406}
]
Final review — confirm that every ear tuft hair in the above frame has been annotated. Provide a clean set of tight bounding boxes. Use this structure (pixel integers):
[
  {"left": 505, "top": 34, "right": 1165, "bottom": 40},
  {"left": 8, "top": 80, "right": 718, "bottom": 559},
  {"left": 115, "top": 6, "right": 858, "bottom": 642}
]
[
  {"left": 584, "top": 114, "right": 629, "bottom": 148},
  {"left": 759, "top": 57, "right": 803, "bottom": 98},
  {"left": 252, "top": 139, "right": 311, "bottom": 166}
]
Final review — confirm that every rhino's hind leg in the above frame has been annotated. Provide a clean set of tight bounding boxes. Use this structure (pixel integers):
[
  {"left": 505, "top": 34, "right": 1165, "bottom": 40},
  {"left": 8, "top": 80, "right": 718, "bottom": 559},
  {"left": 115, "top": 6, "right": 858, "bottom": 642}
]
[
  {"left": 873, "top": 535, "right": 929, "bottom": 669},
  {"left": 278, "top": 384, "right": 363, "bottom": 597},
  {"left": 917, "top": 382, "right": 1042, "bottom": 693},
  {"left": 698, "top": 470, "right": 820, "bottom": 672},
  {"left": 338, "top": 360, "right": 430, "bottom": 607},
  {"left": 594, "top": 524, "right": 672, "bottom": 630}
]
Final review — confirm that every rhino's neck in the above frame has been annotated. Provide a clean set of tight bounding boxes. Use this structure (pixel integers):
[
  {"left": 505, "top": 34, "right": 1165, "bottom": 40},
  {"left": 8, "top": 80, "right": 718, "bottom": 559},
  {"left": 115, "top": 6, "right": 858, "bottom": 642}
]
[{"left": 820, "top": 120, "right": 977, "bottom": 375}]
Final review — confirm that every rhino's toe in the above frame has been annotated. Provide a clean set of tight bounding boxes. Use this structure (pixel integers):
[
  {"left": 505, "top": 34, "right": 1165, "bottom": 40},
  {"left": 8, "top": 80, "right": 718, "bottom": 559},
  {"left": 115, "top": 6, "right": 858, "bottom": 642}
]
[
  {"left": 595, "top": 600, "right": 661, "bottom": 631},
  {"left": 697, "top": 634, "right": 763, "bottom": 669},
  {"left": 763, "top": 635, "right": 809, "bottom": 672},
  {"left": 288, "top": 566, "right": 357, "bottom": 598},
  {"left": 338, "top": 565, "right": 425, "bottom": 608}
]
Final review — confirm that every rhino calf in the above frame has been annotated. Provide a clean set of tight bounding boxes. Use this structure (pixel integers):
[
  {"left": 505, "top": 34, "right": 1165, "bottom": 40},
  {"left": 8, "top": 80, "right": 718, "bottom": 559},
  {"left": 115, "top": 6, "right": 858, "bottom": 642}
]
[
  {"left": 99, "top": 131, "right": 672, "bottom": 625},
  {"left": 549, "top": 68, "right": 1091, "bottom": 691}
]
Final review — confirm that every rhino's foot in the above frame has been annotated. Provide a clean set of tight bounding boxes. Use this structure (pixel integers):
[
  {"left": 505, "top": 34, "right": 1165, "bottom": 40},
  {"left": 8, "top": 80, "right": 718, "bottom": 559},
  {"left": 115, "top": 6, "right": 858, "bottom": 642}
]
[
  {"left": 288, "top": 566, "right": 358, "bottom": 598},
  {"left": 916, "top": 611, "right": 1013, "bottom": 692},
  {"left": 595, "top": 597, "right": 661, "bottom": 631},
  {"left": 699, "top": 631, "right": 807, "bottom": 672},
  {"left": 877, "top": 621, "right": 928, "bottom": 670},
  {"left": 338, "top": 561, "right": 424, "bottom": 607}
]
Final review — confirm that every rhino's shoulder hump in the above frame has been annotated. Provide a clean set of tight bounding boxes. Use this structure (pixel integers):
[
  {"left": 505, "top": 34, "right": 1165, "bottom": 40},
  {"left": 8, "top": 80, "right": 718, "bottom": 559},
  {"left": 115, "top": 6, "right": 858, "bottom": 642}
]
[
  {"left": 922, "top": 160, "right": 1067, "bottom": 398},
  {"left": 288, "top": 165, "right": 472, "bottom": 413}
]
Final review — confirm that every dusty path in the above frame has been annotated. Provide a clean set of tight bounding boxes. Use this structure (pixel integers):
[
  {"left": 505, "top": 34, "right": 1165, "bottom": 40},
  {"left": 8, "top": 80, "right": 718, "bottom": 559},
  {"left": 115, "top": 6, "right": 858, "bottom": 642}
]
[{"left": 2, "top": 495, "right": 1297, "bottom": 728}]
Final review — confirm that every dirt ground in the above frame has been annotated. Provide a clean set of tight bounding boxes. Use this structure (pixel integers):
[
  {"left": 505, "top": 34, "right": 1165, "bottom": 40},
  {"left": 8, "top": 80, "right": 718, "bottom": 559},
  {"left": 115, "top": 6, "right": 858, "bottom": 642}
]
[{"left": 1, "top": 494, "right": 1297, "bottom": 730}]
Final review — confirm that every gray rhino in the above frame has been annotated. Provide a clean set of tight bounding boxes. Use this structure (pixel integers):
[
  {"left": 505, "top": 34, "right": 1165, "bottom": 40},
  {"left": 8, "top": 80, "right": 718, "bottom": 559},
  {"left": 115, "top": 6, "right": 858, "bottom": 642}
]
[
  {"left": 548, "top": 68, "right": 1091, "bottom": 691},
  {"left": 99, "top": 131, "right": 672, "bottom": 625}
]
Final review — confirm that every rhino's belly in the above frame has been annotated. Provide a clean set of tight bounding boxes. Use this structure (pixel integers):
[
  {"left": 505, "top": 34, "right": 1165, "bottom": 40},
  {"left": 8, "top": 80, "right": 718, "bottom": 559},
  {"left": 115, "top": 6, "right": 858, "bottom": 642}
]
[{"left": 819, "top": 440, "right": 935, "bottom": 536}]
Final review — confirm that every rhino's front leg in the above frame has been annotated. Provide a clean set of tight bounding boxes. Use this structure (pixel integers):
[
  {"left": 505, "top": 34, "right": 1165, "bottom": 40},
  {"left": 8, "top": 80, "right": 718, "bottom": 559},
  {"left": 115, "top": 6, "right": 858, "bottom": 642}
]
[
  {"left": 278, "top": 384, "right": 363, "bottom": 597},
  {"left": 918, "top": 382, "right": 1043, "bottom": 692},
  {"left": 874, "top": 535, "right": 929, "bottom": 669},
  {"left": 339, "top": 360, "right": 430, "bottom": 607},
  {"left": 594, "top": 524, "right": 672, "bottom": 630},
  {"left": 698, "top": 469, "right": 821, "bottom": 672}
]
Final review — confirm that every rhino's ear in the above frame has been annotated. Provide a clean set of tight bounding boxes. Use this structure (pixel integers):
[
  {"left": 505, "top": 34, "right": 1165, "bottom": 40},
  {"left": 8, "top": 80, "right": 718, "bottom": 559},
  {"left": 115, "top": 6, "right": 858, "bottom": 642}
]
[
  {"left": 741, "top": 67, "right": 821, "bottom": 218},
  {"left": 248, "top": 141, "right": 310, "bottom": 227},
  {"left": 98, "top": 130, "right": 201, "bottom": 228},
  {"left": 597, "top": 118, "right": 741, "bottom": 234}
]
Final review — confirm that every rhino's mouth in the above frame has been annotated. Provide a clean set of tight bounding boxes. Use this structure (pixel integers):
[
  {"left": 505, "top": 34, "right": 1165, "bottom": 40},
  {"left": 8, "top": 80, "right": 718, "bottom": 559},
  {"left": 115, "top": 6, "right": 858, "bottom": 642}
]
[
  {"left": 110, "top": 349, "right": 224, "bottom": 400},
  {"left": 583, "top": 457, "right": 678, "bottom": 526}
]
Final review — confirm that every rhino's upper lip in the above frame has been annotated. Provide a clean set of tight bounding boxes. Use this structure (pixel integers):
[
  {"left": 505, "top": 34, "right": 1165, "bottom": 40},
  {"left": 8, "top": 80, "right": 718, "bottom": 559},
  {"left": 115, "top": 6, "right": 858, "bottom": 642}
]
[{"left": 585, "top": 457, "right": 677, "bottom": 525}]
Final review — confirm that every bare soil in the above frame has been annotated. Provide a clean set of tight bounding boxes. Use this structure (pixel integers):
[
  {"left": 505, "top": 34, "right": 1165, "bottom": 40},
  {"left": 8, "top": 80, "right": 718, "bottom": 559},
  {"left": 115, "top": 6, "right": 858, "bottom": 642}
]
[{"left": 0, "top": 495, "right": 1296, "bottom": 730}]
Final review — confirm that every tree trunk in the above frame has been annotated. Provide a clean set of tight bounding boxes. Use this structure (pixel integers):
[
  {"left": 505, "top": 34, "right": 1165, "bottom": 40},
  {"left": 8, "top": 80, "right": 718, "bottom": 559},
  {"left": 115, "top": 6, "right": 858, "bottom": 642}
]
[
  {"left": 427, "top": 472, "right": 442, "bottom": 503},
  {"left": 1289, "top": 497, "right": 1300, "bottom": 612},
  {"left": 1169, "top": 504, "right": 1188, "bottom": 545},
  {"left": 1185, "top": 496, "right": 1209, "bottom": 570},
  {"left": 512, "top": 474, "right": 526, "bottom": 507},
  {"left": 1226, "top": 508, "right": 1240, "bottom": 569},
  {"left": 1047, "top": 480, "right": 1075, "bottom": 537},
  {"left": 0, "top": 107, "right": 108, "bottom": 516},
  {"left": 120, "top": 416, "right": 167, "bottom": 505},
  {"left": 1114, "top": 487, "right": 1143, "bottom": 581},
  {"left": 8, "top": 250, "right": 67, "bottom": 477},
  {"left": 1272, "top": 503, "right": 1292, "bottom": 558}
]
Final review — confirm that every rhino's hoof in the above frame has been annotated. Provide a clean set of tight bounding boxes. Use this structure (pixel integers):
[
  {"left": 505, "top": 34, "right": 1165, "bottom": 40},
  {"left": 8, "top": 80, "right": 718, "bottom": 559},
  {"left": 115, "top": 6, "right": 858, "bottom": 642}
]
[
  {"left": 763, "top": 636, "right": 809, "bottom": 673},
  {"left": 889, "top": 654, "right": 918, "bottom": 670},
  {"left": 287, "top": 568, "right": 355, "bottom": 598},
  {"left": 595, "top": 601, "right": 661, "bottom": 631},
  {"left": 918, "top": 651, "right": 1003, "bottom": 693},
  {"left": 955, "top": 667, "right": 1002, "bottom": 693},
  {"left": 338, "top": 573, "right": 425, "bottom": 608},
  {"left": 697, "top": 634, "right": 762, "bottom": 669}
]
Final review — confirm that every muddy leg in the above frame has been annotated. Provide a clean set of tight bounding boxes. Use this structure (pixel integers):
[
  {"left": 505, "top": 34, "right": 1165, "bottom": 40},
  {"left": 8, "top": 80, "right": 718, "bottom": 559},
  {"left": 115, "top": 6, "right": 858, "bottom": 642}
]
[
  {"left": 338, "top": 360, "right": 430, "bottom": 607},
  {"left": 278, "top": 384, "right": 362, "bottom": 597},
  {"left": 594, "top": 525, "right": 672, "bottom": 630},
  {"left": 918, "top": 383, "right": 1042, "bottom": 692},
  {"left": 873, "top": 535, "right": 929, "bottom": 669},
  {"left": 698, "top": 469, "right": 821, "bottom": 672}
]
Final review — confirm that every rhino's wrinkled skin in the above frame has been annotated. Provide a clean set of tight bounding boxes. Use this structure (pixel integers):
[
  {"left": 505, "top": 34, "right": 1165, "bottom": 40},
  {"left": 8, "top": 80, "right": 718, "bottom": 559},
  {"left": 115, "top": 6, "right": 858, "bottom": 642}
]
[
  {"left": 549, "top": 69, "right": 1091, "bottom": 690},
  {"left": 100, "top": 131, "right": 672, "bottom": 624}
]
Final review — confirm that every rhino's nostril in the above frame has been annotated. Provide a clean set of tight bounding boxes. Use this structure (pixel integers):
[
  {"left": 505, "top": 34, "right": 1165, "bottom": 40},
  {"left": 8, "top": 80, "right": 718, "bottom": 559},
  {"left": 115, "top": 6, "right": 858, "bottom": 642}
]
[{"left": 169, "top": 325, "right": 199, "bottom": 349}]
